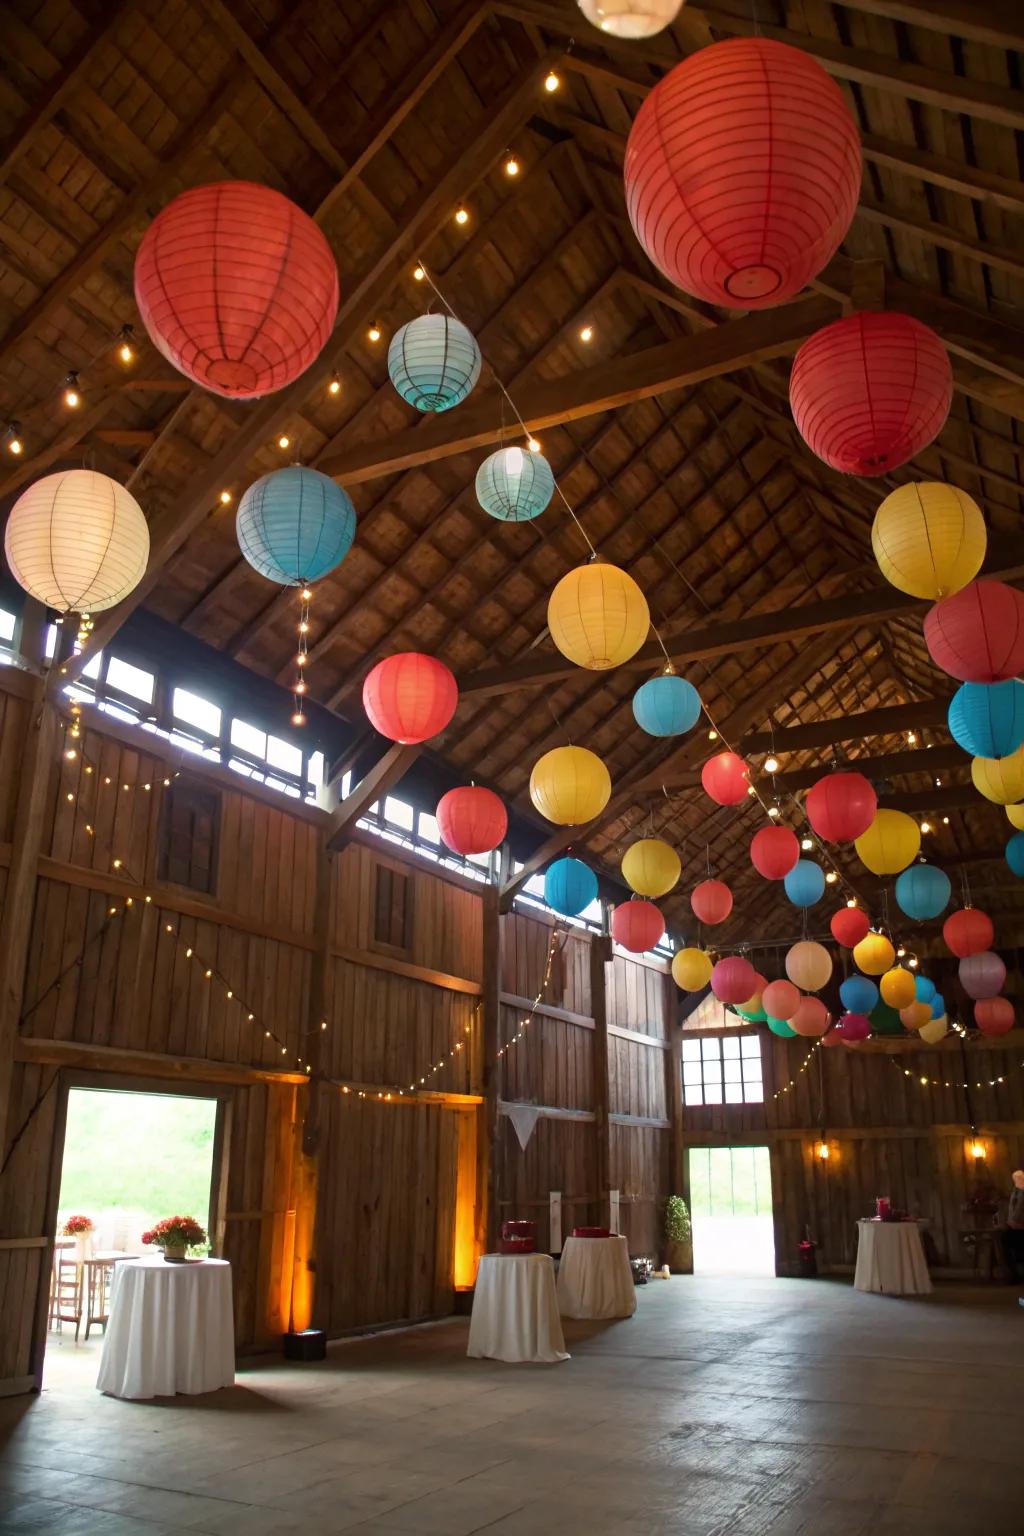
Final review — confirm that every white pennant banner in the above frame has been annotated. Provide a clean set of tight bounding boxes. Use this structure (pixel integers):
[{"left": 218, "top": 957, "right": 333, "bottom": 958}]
[{"left": 505, "top": 1102, "right": 541, "bottom": 1150}]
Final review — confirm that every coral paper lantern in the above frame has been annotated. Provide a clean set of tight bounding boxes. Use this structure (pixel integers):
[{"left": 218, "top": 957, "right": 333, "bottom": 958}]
[
  {"left": 830, "top": 907, "right": 870, "bottom": 948},
  {"left": 871, "top": 483, "right": 986, "bottom": 600},
  {"left": 790, "top": 995, "right": 829, "bottom": 1037},
  {"left": 236, "top": 467, "right": 355, "bottom": 585},
  {"left": 529, "top": 745, "right": 611, "bottom": 825},
  {"left": 577, "top": 0, "right": 683, "bottom": 38},
  {"left": 388, "top": 314, "right": 481, "bottom": 412},
  {"left": 880, "top": 967, "right": 916, "bottom": 1010},
  {"left": 363, "top": 653, "right": 457, "bottom": 744},
  {"left": 762, "top": 979, "right": 800, "bottom": 1022},
  {"left": 900, "top": 1001, "right": 933, "bottom": 1031},
  {"left": 837, "top": 1012, "right": 871, "bottom": 1044},
  {"left": 948, "top": 681, "right": 1024, "bottom": 761},
  {"left": 690, "top": 879, "right": 732, "bottom": 926},
  {"left": 545, "top": 857, "right": 598, "bottom": 917},
  {"left": 783, "top": 859, "right": 825, "bottom": 908},
  {"left": 805, "top": 772, "right": 877, "bottom": 843},
  {"left": 475, "top": 446, "right": 554, "bottom": 522},
  {"left": 975, "top": 997, "right": 1014, "bottom": 1037},
  {"left": 943, "top": 907, "right": 994, "bottom": 958},
  {"left": 971, "top": 746, "right": 1024, "bottom": 805},
  {"left": 711, "top": 956, "right": 757, "bottom": 1006},
  {"left": 1007, "top": 832, "right": 1024, "bottom": 877},
  {"left": 959, "top": 951, "right": 1005, "bottom": 1000},
  {"left": 548, "top": 561, "right": 650, "bottom": 671},
  {"left": 785, "top": 941, "right": 832, "bottom": 993},
  {"left": 622, "top": 838, "right": 681, "bottom": 898},
  {"left": 840, "top": 975, "right": 878, "bottom": 1015},
  {"left": 924, "top": 579, "right": 1024, "bottom": 684},
  {"left": 624, "top": 38, "right": 860, "bottom": 309},
  {"left": 854, "top": 810, "right": 920, "bottom": 875},
  {"left": 750, "top": 825, "right": 799, "bottom": 880},
  {"left": 671, "top": 947, "right": 714, "bottom": 992},
  {"left": 852, "top": 931, "right": 895, "bottom": 976},
  {"left": 632, "top": 672, "right": 701, "bottom": 737},
  {"left": 435, "top": 786, "right": 507, "bottom": 856},
  {"left": 134, "top": 182, "right": 338, "bottom": 399},
  {"left": 790, "top": 312, "right": 951, "bottom": 476},
  {"left": 611, "top": 899, "right": 664, "bottom": 953},
  {"left": 4, "top": 469, "right": 149, "bottom": 613},
  {"left": 701, "top": 751, "right": 749, "bottom": 806},
  {"left": 894, "top": 863, "right": 951, "bottom": 921}
]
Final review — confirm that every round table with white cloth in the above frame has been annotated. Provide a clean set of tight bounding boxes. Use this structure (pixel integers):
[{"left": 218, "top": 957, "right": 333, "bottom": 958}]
[
  {"left": 853, "top": 1219, "right": 932, "bottom": 1296},
  {"left": 96, "top": 1256, "right": 235, "bottom": 1399},
  {"left": 467, "top": 1253, "right": 569, "bottom": 1363},
  {"left": 556, "top": 1235, "right": 636, "bottom": 1320}
]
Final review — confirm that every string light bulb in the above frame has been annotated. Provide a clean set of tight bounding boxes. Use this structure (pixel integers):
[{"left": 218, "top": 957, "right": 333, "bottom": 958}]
[
  {"left": 63, "top": 372, "right": 81, "bottom": 408},
  {"left": 527, "top": 437, "right": 541, "bottom": 453},
  {"left": 969, "top": 1139, "right": 986, "bottom": 1160},
  {"left": 816, "top": 1139, "right": 830, "bottom": 1161},
  {"left": 504, "top": 155, "right": 520, "bottom": 176},
  {"left": 707, "top": 728, "right": 718, "bottom": 741},
  {"left": 920, "top": 820, "right": 931, "bottom": 834},
  {"left": 117, "top": 324, "right": 135, "bottom": 364},
  {"left": 579, "top": 325, "right": 593, "bottom": 343},
  {"left": 277, "top": 434, "right": 290, "bottom": 451},
  {"left": 825, "top": 870, "right": 838, "bottom": 883},
  {"left": 801, "top": 836, "right": 813, "bottom": 851},
  {"left": 767, "top": 805, "right": 780, "bottom": 819},
  {"left": 907, "top": 730, "right": 917, "bottom": 744},
  {"left": 412, "top": 265, "right": 425, "bottom": 282},
  {"left": 5, "top": 422, "right": 23, "bottom": 455},
  {"left": 846, "top": 897, "right": 857, "bottom": 909},
  {"left": 764, "top": 755, "right": 779, "bottom": 774},
  {"left": 368, "top": 322, "right": 381, "bottom": 343},
  {"left": 454, "top": 205, "right": 469, "bottom": 225},
  {"left": 219, "top": 489, "right": 232, "bottom": 505},
  {"left": 328, "top": 372, "right": 341, "bottom": 395},
  {"left": 544, "top": 69, "right": 560, "bottom": 92}
]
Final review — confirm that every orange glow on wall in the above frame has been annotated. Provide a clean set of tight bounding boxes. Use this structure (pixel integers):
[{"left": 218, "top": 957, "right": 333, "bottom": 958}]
[{"left": 454, "top": 1110, "right": 480, "bottom": 1289}]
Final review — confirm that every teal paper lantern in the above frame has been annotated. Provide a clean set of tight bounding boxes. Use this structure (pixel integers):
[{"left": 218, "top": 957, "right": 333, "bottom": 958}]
[
  {"left": 544, "top": 857, "right": 598, "bottom": 916},
  {"left": 388, "top": 313, "right": 481, "bottom": 412},
  {"left": 895, "top": 863, "right": 951, "bottom": 921},
  {"left": 930, "top": 993, "right": 945, "bottom": 1019},
  {"left": 236, "top": 466, "right": 356, "bottom": 585},
  {"left": 869, "top": 999, "right": 903, "bottom": 1035},
  {"left": 737, "top": 1006, "right": 767, "bottom": 1023},
  {"left": 476, "top": 446, "right": 554, "bottom": 522},
  {"left": 766, "top": 1015, "right": 796, "bottom": 1038},
  {"left": 784, "top": 859, "right": 825, "bottom": 908},
  {"left": 914, "top": 974, "right": 936, "bottom": 1004},
  {"left": 633, "top": 673, "right": 702, "bottom": 737},
  {"left": 840, "top": 975, "right": 878, "bottom": 1014},
  {"left": 948, "top": 680, "right": 1024, "bottom": 759},
  {"left": 1007, "top": 831, "right": 1024, "bottom": 877}
]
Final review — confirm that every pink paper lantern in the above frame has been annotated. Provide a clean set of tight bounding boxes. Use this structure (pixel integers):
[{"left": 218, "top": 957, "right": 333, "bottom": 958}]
[
  {"left": 924, "top": 579, "right": 1024, "bottom": 684},
  {"left": 762, "top": 978, "right": 800, "bottom": 1021},
  {"left": 789, "top": 995, "right": 830, "bottom": 1037},
  {"left": 959, "top": 950, "right": 1006, "bottom": 1000},
  {"left": 805, "top": 771, "right": 877, "bottom": 843},
  {"left": 750, "top": 825, "right": 799, "bottom": 880},
  {"left": 711, "top": 956, "right": 757, "bottom": 1006},
  {"left": 690, "top": 879, "right": 733, "bottom": 926},
  {"left": 837, "top": 1011, "right": 871, "bottom": 1043},
  {"left": 974, "top": 997, "right": 1014, "bottom": 1037}
]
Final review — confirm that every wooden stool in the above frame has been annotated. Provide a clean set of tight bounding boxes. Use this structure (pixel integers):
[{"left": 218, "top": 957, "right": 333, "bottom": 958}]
[{"left": 53, "top": 1256, "right": 83, "bottom": 1340}]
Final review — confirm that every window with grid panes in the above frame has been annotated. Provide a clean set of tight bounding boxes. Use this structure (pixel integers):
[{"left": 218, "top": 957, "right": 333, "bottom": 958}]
[
  {"left": 157, "top": 780, "right": 220, "bottom": 894},
  {"left": 682, "top": 1033, "right": 763, "bottom": 1107}
]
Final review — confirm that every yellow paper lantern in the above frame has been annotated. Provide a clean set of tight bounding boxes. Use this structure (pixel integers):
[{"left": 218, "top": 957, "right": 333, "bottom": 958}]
[
  {"left": 918, "top": 1016, "right": 948, "bottom": 1045},
  {"left": 1007, "top": 803, "right": 1024, "bottom": 831},
  {"left": 871, "top": 482, "right": 986, "bottom": 600},
  {"left": 621, "top": 837, "right": 680, "bottom": 898},
  {"left": 900, "top": 1000, "right": 933, "bottom": 1030},
  {"left": 785, "top": 940, "right": 833, "bottom": 992},
  {"left": 971, "top": 745, "right": 1024, "bottom": 806},
  {"left": 853, "top": 931, "right": 896, "bottom": 976},
  {"left": 5, "top": 469, "right": 149, "bottom": 612},
  {"left": 880, "top": 967, "right": 916, "bottom": 1009},
  {"left": 529, "top": 745, "right": 611, "bottom": 825},
  {"left": 854, "top": 810, "right": 920, "bottom": 875},
  {"left": 547, "top": 559, "right": 650, "bottom": 670},
  {"left": 671, "top": 947, "right": 713, "bottom": 992}
]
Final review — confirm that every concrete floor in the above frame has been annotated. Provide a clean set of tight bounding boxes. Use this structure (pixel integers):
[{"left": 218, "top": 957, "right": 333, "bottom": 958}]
[{"left": 1, "top": 1277, "right": 1022, "bottom": 1535}]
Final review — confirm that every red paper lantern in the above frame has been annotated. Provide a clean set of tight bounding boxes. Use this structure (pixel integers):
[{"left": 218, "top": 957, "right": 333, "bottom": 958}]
[
  {"left": 134, "top": 182, "right": 339, "bottom": 399},
  {"left": 830, "top": 907, "right": 870, "bottom": 948},
  {"left": 762, "top": 978, "right": 800, "bottom": 1021},
  {"left": 363, "top": 652, "right": 458, "bottom": 743},
  {"left": 624, "top": 38, "right": 860, "bottom": 309},
  {"left": 923, "top": 580, "right": 1024, "bottom": 684},
  {"left": 435, "top": 786, "right": 507, "bottom": 856},
  {"left": 701, "top": 751, "right": 749, "bottom": 806},
  {"left": 789, "top": 312, "right": 951, "bottom": 476},
  {"left": 821, "top": 1024, "right": 844, "bottom": 1048},
  {"left": 790, "top": 995, "right": 829, "bottom": 1037},
  {"left": 690, "top": 879, "right": 733, "bottom": 926},
  {"left": 942, "top": 907, "right": 994, "bottom": 959},
  {"left": 805, "top": 772, "right": 877, "bottom": 843},
  {"left": 611, "top": 899, "right": 665, "bottom": 953},
  {"left": 711, "top": 956, "right": 757, "bottom": 1005},
  {"left": 974, "top": 997, "right": 1014, "bottom": 1037},
  {"left": 837, "top": 1011, "right": 871, "bottom": 1043},
  {"left": 750, "top": 825, "right": 799, "bottom": 880}
]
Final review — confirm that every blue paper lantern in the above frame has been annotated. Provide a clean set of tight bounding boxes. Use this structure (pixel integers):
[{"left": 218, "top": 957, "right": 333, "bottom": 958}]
[
  {"left": 840, "top": 975, "right": 878, "bottom": 1014},
  {"left": 784, "top": 859, "right": 825, "bottom": 907},
  {"left": 236, "top": 466, "right": 356, "bottom": 585},
  {"left": 948, "top": 680, "right": 1024, "bottom": 759},
  {"left": 914, "top": 974, "right": 936, "bottom": 1004},
  {"left": 1007, "top": 831, "right": 1024, "bottom": 877},
  {"left": 632, "top": 673, "right": 702, "bottom": 737},
  {"left": 388, "top": 314, "right": 481, "bottom": 412},
  {"left": 766, "top": 1015, "right": 796, "bottom": 1038},
  {"left": 476, "top": 446, "right": 554, "bottom": 522},
  {"left": 544, "top": 857, "right": 598, "bottom": 916},
  {"left": 930, "top": 994, "right": 945, "bottom": 1019},
  {"left": 895, "top": 863, "right": 951, "bottom": 921}
]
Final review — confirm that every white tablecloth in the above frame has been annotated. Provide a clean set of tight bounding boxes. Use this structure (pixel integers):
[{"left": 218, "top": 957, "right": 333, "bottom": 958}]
[
  {"left": 467, "top": 1254, "right": 569, "bottom": 1363},
  {"left": 853, "top": 1220, "right": 932, "bottom": 1295},
  {"left": 97, "top": 1257, "right": 235, "bottom": 1398},
  {"left": 556, "top": 1236, "right": 636, "bottom": 1320}
]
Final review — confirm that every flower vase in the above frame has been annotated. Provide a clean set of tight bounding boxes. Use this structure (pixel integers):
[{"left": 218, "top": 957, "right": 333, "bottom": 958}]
[
  {"left": 162, "top": 1242, "right": 187, "bottom": 1263},
  {"left": 74, "top": 1234, "right": 91, "bottom": 1264}
]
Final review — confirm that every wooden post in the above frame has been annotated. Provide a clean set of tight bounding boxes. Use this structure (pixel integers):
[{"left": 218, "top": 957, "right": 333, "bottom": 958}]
[
  {"left": 590, "top": 932, "right": 612, "bottom": 1227},
  {"left": 476, "top": 884, "right": 501, "bottom": 1257}
]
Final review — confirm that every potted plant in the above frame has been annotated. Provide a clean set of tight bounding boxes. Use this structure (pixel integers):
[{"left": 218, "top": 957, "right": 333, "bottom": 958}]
[
  {"left": 61, "top": 1214, "right": 94, "bottom": 1262},
  {"left": 142, "top": 1215, "right": 207, "bottom": 1263},
  {"left": 664, "top": 1195, "right": 692, "bottom": 1274}
]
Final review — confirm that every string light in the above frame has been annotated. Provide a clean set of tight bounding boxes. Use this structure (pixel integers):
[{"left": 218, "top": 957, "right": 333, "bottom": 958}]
[
  {"left": 454, "top": 205, "right": 469, "bottom": 225},
  {"left": 504, "top": 155, "right": 520, "bottom": 176},
  {"left": 292, "top": 586, "right": 313, "bottom": 723},
  {"left": 767, "top": 805, "right": 780, "bottom": 819},
  {"left": 801, "top": 836, "right": 813, "bottom": 851},
  {"left": 771, "top": 1039, "right": 822, "bottom": 1101},
  {"left": 920, "top": 820, "right": 932, "bottom": 834},
  {"left": 907, "top": 731, "right": 917, "bottom": 745},
  {"left": 544, "top": 69, "right": 560, "bottom": 92},
  {"left": 497, "top": 926, "right": 563, "bottom": 1058},
  {"left": 328, "top": 372, "right": 341, "bottom": 394},
  {"left": 277, "top": 434, "right": 290, "bottom": 451},
  {"left": 63, "top": 372, "right": 81, "bottom": 409},
  {"left": 579, "top": 325, "right": 593, "bottom": 343},
  {"left": 5, "top": 422, "right": 23, "bottom": 454},
  {"left": 527, "top": 437, "right": 541, "bottom": 453},
  {"left": 368, "top": 322, "right": 381, "bottom": 343},
  {"left": 412, "top": 265, "right": 425, "bottom": 281},
  {"left": 846, "top": 897, "right": 857, "bottom": 909},
  {"left": 218, "top": 489, "right": 232, "bottom": 505},
  {"left": 117, "top": 325, "right": 135, "bottom": 365},
  {"left": 708, "top": 729, "right": 718, "bottom": 741},
  {"left": 825, "top": 870, "right": 838, "bottom": 884},
  {"left": 764, "top": 756, "right": 779, "bottom": 775},
  {"left": 816, "top": 1138, "right": 830, "bottom": 1161}
]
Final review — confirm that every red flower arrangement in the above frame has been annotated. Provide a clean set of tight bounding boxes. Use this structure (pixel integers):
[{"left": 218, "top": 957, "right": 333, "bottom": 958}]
[
  {"left": 61, "top": 1214, "right": 94, "bottom": 1236},
  {"left": 142, "top": 1215, "right": 207, "bottom": 1252}
]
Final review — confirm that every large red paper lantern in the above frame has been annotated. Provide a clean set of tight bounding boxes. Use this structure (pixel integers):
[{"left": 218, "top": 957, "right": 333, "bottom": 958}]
[
  {"left": 789, "top": 312, "right": 951, "bottom": 476},
  {"left": 750, "top": 825, "right": 799, "bottom": 880},
  {"left": 611, "top": 899, "right": 665, "bottom": 953},
  {"left": 134, "top": 182, "right": 339, "bottom": 399},
  {"left": 942, "top": 907, "right": 994, "bottom": 959},
  {"left": 805, "top": 772, "right": 877, "bottom": 843},
  {"left": 711, "top": 956, "right": 757, "bottom": 1006},
  {"left": 690, "top": 879, "right": 733, "bottom": 926},
  {"left": 790, "top": 995, "right": 829, "bottom": 1037},
  {"left": 701, "top": 751, "right": 749, "bottom": 806},
  {"left": 624, "top": 38, "right": 860, "bottom": 309},
  {"left": 435, "top": 786, "right": 507, "bottom": 856},
  {"left": 975, "top": 997, "right": 1014, "bottom": 1037},
  {"left": 830, "top": 907, "right": 870, "bottom": 948},
  {"left": 762, "top": 978, "right": 800, "bottom": 1021},
  {"left": 363, "top": 652, "right": 458, "bottom": 744},
  {"left": 923, "top": 580, "right": 1024, "bottom": 684}
]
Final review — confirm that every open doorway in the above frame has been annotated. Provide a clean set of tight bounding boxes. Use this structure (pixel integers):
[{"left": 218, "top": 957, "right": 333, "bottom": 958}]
[{"left": 688, "top": 1146, "right": 776, "bottom": 1276}]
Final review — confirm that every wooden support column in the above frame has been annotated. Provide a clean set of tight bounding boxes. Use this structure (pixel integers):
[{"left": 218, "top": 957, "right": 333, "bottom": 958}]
[
  {"left": 477, "top": 886, "right": 502, "bottom": 1259},
  {"left": 664, "top": 970, "right": 685, "bottom": 1197},
  {"left": 590, "top": 932, "right": 612, "bottom": 1227}
]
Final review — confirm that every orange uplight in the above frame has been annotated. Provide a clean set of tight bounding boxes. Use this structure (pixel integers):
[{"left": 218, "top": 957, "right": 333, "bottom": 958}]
[
  {"left": 453, "top": 1110, "right": 480, "bottom": 1290},
  {"left": 816, "top": 1139, "right": 830, "bottom": 1161},
  {"left": 969, "top": 1138, "right": 986, "bottom": 1161}
]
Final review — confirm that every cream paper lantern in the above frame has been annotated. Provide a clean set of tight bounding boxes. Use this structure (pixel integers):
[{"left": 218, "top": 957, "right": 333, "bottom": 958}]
[
  {"left": 5, "top": 469, "right": 149, "bottom": 613},
  {"left": 577, "top": 0, "right": 684, "bottom": 38},
  {"left": 918, "top": 1016, "right": 948, "bottom": 1045},
  {"left": 785, "top": 940, "right": 833, "bottom": 992}
]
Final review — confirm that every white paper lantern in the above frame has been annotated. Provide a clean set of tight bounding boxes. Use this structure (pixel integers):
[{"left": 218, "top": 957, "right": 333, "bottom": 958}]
[
  {"left": 5, "top": 470, "right": 149, "bottom": 612},
  {"left": 577, "top": 0, "right": 683, "bottom": 38}
]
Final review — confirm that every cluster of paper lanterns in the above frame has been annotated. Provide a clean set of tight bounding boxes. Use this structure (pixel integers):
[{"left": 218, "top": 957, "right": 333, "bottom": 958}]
[{"left": 5, "top": 469, "right": 150, "bottom": 613}]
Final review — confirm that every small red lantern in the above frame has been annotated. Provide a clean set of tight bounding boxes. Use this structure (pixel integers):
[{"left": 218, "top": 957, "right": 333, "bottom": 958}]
[
  {"left": 762, "top": 978, "right": 800, "bottom": 1021},
  {"left": 690, "top": 879, "right": 733, "bottom": 926},
  {"left": 789, "top": 312, "right": 951, "bottom": 476},
  {"left": 701, "top": 751, "right": 749, "bottom": 806},
  {"left": 711, "top": 956, "right": 757, "bottom": 1006},
  {"left": 943, "top": 907, "right": 994, "bottom": 959},
  {"left": 362, "top": 652, "right": 458, "bottom": 743},
  {"left": 837, "top": 1011, "right": 871, "bottom": 1043},
  {"left": 750, "top": 825, "right": 799, "bottom": 880},
  {"left": 134, "top": 182, "right": 339, "bottom": 399},
  {"left": 975, "top": 997, "right": 1014, "bottom": 1037},
  {"left": 830, "top": 907, "right": 870, "bottom": 948},
  {"left": 805, "top": 772, "right": 877, "bottom": 843},
  {"left": 611, "top": 899, "right": 665, "bottom": 953},
  {"left": 923, "top": 579, "right": 1024, "bottom": 684},
  {"left": 821, "top": 1025, "right": 844, "bottom": 1048},
  {"left": 624, "top": 38, "right": 860, "bottom": 309},
  {"left": 435, "top": 786, "right": 507, "bottom": 856},
  {"left": 789, "top": 995, "right": 829, "bottom": 1037}
]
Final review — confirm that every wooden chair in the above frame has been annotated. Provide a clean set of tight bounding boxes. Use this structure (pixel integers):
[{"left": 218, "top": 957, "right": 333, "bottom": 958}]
[
  {"left": 52, "top": 1256, "right": 83, "bottom": 1340},
  {"left": 83, "top": 1255, "right": 133, "bottom": 1339}
]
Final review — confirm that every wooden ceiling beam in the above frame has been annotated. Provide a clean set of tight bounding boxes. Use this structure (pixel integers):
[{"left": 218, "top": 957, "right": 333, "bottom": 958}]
[
  {"left": 831, "top": 0, "right": 1024, "bottom": 51},
  {"left": 742, "top": 698, "right": 950, "bottom": 755},
  {"left": 771, "top": 744, "right": 965, "bottom": 793},
  {"left": 325, "top": 744, "right": 423, "bottom": 852},
  {"left": 859, "top": 133, "right": 1024, "bottom": 218}
]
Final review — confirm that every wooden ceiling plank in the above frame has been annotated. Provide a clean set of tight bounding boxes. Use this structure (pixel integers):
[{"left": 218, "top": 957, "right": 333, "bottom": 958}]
[
  {"left": 860, "top": 132, "right": 1024, "bottom": 217},
  {"left": 741, "top": 698, "right": 951, "bottom": 754},
  {"left": 831, "top": 0, "right": 1024, "bottom": 51},
  {"left": 771, "top": 744, "right": 966, "bottom": 793}
]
